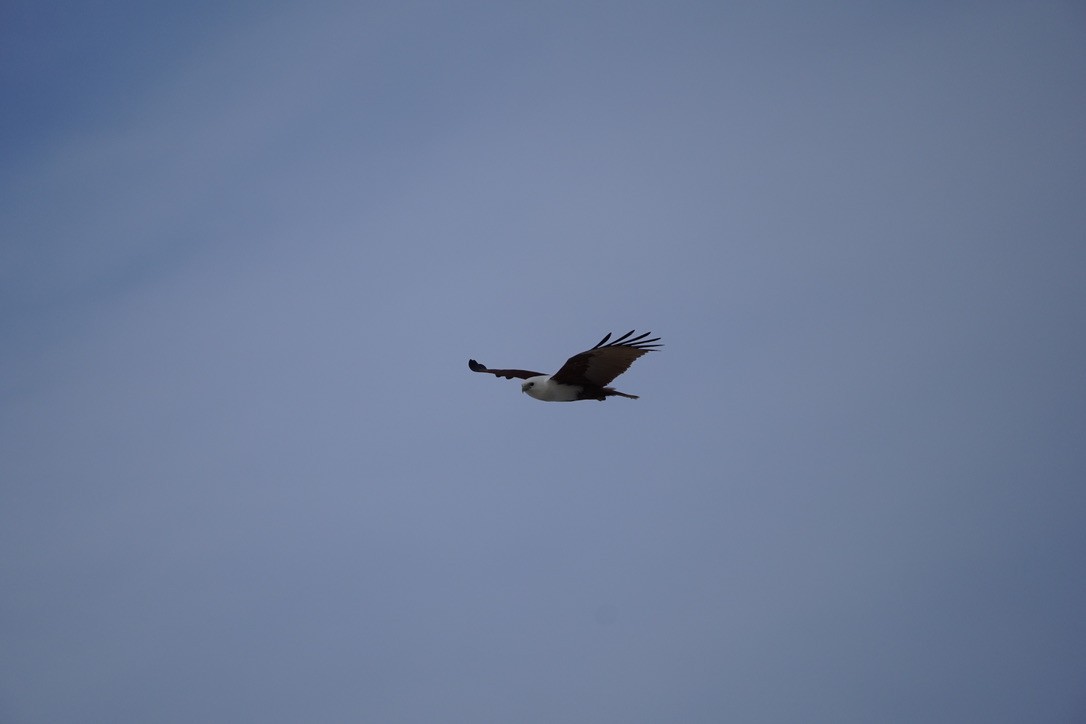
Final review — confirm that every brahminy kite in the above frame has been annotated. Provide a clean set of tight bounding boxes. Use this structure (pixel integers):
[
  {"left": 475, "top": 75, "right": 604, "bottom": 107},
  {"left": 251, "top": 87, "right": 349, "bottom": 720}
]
[{"left": 468, "top": 330, "right": 662, "bottom": 401}]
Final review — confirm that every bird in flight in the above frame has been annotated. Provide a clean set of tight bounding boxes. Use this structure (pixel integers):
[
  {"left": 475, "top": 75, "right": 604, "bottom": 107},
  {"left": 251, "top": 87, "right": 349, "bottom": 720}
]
[{"left": 468, "top": 330, "right": 662, "bottom": 402}]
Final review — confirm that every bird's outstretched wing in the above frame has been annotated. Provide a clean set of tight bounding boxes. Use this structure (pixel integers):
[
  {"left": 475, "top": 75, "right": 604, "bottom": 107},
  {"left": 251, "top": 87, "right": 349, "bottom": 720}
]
[
  {"left": 468, "top": 359, "right": 544, "bottom": 380},
  {"left": 550, "top": 330, "right": 662, "bottom": 387}
]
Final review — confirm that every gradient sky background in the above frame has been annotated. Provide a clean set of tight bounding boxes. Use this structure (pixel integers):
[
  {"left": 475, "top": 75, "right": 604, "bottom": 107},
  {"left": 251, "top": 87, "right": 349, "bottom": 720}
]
[{"left": 3, "top": 2, "right": 1085, "bottom": 722}]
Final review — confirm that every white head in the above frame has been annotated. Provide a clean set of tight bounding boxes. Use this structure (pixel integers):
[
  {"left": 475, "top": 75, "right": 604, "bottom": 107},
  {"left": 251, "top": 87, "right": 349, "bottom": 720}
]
[
  {"left": 521, "top": 375, "right": 550, "bottom": 400},
  {"left": 521, "top": 374, "right": 582, "bottom": 402}
]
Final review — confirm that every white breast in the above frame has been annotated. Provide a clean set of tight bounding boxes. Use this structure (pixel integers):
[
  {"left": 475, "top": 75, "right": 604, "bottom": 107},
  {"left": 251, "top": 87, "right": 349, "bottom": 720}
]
[{"left": 522, "top": 375, "right": 582, "bottom": 402}]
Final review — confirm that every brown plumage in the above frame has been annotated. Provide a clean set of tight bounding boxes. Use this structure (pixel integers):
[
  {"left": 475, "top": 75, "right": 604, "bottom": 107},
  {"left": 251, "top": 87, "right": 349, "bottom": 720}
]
[
  {"left": 550, "top": 330, "right": 661, "bottom": 387},
  {"left": 466, "top": 360, "right": 543, "bottom": 380},
  {"left": 468, "top": 330, "right": 662, "bottom": 402}
]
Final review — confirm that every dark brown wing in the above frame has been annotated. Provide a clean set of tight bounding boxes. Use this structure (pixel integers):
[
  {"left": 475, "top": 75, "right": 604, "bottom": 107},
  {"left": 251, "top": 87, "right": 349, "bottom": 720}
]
[
  {"left": 468, "top": 359, "right": 545, "bottom": 380},
  {"left": 550, "top": 330, "right": 662, "bottom": 387}
]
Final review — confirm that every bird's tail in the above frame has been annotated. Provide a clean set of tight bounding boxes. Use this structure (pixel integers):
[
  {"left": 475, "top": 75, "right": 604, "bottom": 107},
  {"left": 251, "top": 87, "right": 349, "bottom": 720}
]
[{"left": 604, "top": 388, "right": 639, "bottom": 400}]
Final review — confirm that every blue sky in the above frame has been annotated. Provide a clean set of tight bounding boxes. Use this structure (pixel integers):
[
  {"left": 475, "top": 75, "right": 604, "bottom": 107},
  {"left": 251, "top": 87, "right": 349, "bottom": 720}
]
[{"left": 3, "top": 1, "right": 1085, "bottom": 722}]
